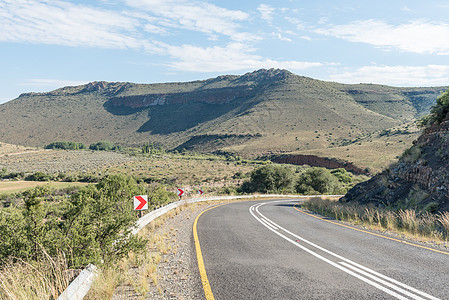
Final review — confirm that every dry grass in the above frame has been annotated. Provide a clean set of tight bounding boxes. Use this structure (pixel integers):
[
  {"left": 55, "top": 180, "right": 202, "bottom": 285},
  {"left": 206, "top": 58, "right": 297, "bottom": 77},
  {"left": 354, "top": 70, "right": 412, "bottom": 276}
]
[
  {"left": 0, "top": 142, "right": 38, "bottom": 156},
  {"left": 302, "top": 197, "right": 449, "bottom": 243},
  {"left": 0, "top": 181, "right": 88, "bottom": 195},
  {"left": 85, "top": 201, "right": 197, "bottom": 299},
  {"left": 0, "top": 252, "right": 70, "bottom": 300},
  {"left": 0, "top": 148, "right": 255, "bottom": 189},
  {"left": 85, "top": 267, "right": 121, "bottom": 300},
  {"left": 299, "top": 130, "right": 418, "bottom": 173}
]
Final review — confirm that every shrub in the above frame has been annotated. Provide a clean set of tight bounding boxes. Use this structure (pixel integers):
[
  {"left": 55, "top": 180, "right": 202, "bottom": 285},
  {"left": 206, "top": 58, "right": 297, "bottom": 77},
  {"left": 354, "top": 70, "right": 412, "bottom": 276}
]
[
  {"left": 330, "top": 168, "right": 353, "bottom": 184},
  {"left": 45, "top": 141, "right": 86, "bottom": 150},
  {"left": 241, "top": 165, "right": 294, "bottom": 193},
  {"left": 296, "top": 167, "right": 341, "bottom": 195},
  {"left": 25, "top": 172, "right": 55, "bottom": 181},
  {"left": 89, "top": 141, "right": 122, "bottom": 151},
  {"left": 0, "top": 175, "right": 150, "bottom": 267},
  {"left": 418, "top": 88, "right": 449, "bottom": 127}
]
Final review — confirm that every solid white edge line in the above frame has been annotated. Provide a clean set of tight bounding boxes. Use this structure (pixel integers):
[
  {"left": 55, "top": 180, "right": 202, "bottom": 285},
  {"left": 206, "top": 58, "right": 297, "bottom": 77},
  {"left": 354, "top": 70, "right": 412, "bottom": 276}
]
[
  {"left": 261, "top": 216, "right": 280, "bottom": 229},
  {"left": 255, "top": 201, "right": 439, "bottom": 300},
  {"left": 341, "top": 260, "right": 440, "bottom": 300},
  {"left": 339, "top": 262, "right": 429, "bottom": 300},
  {"left": 252, "top": 200, "right": 439, "bottom": 300},
  {"left": 249, "top": 206, "right": 409, "bottom": 300},
  {"left": 259, "top": 218, "right": 278, "bottom": 231}
]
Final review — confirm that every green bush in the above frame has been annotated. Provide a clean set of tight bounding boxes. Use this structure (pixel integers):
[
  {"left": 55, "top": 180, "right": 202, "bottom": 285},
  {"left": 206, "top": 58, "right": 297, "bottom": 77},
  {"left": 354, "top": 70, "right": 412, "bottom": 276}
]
[
  {"left": 296, "top": 167, "right": 341, "bottom": 195},
  {"left": 418, "top": 88, "right": 449, "bottom": 127},
  {"left": 330, "top": 168, "right": 353, "bottom": 184},
  {"left": 45, "top": 141, "right": 86, "bottom": 150},
  {"left": 0, "top": 175, "right": 153, "bottom": 267},
  {"left": 241, "top": 165, "right": 294, "bottom": 193},
  {"left": 25, "top": 172, "right": 55, "bottom": 181},
  {"left": 89, "top": 141, "right": 122, "bottom": 151},
  {"left": 0, "top": 169, "right": 24, "bottom": 180}
]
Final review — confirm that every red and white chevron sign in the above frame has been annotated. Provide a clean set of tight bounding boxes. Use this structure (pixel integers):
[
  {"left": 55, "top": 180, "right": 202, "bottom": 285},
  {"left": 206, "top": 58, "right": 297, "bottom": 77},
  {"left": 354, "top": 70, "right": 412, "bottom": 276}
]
[
  {"left": 133, "top": 195, "right": 148, "bottom": 210},
  {"left": 198, "top": 189, "right": 204, "bottom": 195},
  {"left": 177, "top": 188, "right": 185, "bottom": 197}
]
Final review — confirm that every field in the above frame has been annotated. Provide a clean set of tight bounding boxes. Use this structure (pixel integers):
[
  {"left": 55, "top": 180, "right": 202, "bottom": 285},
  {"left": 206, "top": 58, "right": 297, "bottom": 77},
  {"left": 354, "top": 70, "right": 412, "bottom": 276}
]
[
  {"left": 0, "top": 181, "right": 89, "bottom": 195},
  {"left": 0, "top": 148, "right": 261, "bottom": 196},
  {"left": 0, "top": 142, "right": 39, "bottom": 156}
]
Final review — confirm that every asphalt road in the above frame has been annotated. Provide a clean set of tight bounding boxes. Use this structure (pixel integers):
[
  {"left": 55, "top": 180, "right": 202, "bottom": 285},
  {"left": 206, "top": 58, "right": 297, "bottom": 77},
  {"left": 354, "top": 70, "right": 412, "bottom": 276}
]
[{"left": 195, "top": 199, "right": 449, "bottom": 300}]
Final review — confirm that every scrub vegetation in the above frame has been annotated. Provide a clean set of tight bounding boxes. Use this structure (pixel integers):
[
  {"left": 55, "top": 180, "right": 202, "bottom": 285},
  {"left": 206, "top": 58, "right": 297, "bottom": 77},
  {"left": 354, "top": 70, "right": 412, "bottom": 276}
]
[{"left": 239, "top": 165, "right": 366, "bottom": 195}]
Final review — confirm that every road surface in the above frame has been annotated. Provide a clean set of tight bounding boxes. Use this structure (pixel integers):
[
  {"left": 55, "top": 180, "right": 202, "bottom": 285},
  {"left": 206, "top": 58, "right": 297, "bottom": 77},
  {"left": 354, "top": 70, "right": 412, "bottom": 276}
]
[{"left": 195, "top": 199, "right": 449, "bottom": 299}]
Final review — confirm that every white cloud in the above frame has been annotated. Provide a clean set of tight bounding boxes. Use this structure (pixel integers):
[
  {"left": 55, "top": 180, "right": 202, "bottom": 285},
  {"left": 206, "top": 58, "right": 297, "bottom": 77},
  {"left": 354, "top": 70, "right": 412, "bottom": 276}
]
[
  {"left": 316, "top": 20, "right": 449, "bottom": 55},
  {"left": 258, "top": 4, "right": 275, "bottom": 22},
  {"left": 402, "top": 6, "right": 412, "bottom": 12},
  {"left": 19, "top": 79, "right": 90, "bottom": 87},
  {"left": 0, "top": 0, "right": 162, "bottom": 51},
  {"left": 285, "top": 16, "right": 305, "bottom": 30},
  {"left": 162, "top": 42, "right": 322, "bottom": 72},
  {"left": 318, "top": 17, "right": 329, "bottom": 24},
  {"left": 274, "top": 32, "right": 292, "bottom": 42},
  {"left": 125, "top": 0, "right": 253, "bottom": 41},
  {"left": 327, "top": 65, "right": 449, "bottom": 86}
]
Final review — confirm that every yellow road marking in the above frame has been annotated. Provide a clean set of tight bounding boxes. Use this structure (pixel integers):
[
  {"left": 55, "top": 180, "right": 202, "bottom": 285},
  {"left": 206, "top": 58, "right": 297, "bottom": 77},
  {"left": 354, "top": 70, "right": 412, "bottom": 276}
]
[
  {"left": 293, "top": 202, "right": 449, "bottom": 256},
  {"left": 193, "top": 203, "right": 229, "bottom": 300}
]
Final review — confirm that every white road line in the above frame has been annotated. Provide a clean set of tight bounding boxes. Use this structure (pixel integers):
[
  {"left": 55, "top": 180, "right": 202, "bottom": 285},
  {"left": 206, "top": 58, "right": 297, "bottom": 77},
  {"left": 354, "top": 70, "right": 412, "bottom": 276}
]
[
  {"left": 341, "top": 260, "right": 439, "bottom": 300},
  {"left": 261, "top": 217, "right": 279, "bottom": 229},
  {"left": 259, "top": 218, "right": 278, "bottom": 231},
  {"left": 249, "top": 201, "right": 440, "bottom": 300},
  {"left": 256, "top": 202, "right": 439, "bottom": 300},
  {"left": 339, "top": 262, "right": 427, "bottom": 300}
]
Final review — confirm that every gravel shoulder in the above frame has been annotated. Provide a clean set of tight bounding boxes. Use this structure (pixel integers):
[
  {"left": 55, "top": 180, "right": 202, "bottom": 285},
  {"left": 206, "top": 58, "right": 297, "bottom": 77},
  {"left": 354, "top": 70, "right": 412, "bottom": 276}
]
[{"left": 112, "top": 201, "right": 223, "bottom": 300}]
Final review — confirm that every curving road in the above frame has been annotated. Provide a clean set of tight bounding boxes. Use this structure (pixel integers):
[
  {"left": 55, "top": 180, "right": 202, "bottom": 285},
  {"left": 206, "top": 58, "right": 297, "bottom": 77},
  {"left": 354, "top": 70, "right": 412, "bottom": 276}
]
[{"left": 195, "top": 199, "right": 449, "bottom": 300}]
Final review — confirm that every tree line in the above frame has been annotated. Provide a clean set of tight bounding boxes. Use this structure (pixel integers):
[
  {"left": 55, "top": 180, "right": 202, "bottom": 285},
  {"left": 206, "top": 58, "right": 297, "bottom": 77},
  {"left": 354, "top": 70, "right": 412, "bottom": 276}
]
[{"left": 239, "top": 165, "right": 357, "bottom": 195}]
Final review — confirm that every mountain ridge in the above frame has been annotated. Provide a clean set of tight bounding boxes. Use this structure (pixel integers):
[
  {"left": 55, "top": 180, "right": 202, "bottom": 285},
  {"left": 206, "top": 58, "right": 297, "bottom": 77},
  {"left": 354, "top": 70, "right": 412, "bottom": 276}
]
[{"left": 0, "top": 68, "right": 446, "bottom": 170}]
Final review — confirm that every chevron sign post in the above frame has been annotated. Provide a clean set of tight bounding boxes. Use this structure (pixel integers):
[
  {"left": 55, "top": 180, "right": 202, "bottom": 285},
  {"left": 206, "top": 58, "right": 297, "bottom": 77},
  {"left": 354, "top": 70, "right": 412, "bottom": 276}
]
[{"left": 133, "top": 195, "right": 148, "bottom": 211}]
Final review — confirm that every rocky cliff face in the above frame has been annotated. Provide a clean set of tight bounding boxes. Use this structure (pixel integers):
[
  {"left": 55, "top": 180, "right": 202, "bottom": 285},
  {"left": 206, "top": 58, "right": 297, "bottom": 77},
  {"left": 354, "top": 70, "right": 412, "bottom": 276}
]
[
  {"left": 108, "top": 86, "right": 256, "bottom": 108},
  {"left": 272, "top": 154, "right": 367, "bottom": 174},
  {"left": 342, "top": 112, "right": 449, "bottom": 212},
  {"left": 106, "top": 69, "right": 292, "bottom": 109}
]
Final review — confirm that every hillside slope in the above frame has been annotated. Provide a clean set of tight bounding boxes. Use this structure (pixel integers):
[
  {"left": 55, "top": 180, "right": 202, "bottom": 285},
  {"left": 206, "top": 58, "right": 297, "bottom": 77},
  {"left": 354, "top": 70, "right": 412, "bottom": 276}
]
[
  {"left": 0, "top": 69, "right": 445, "bottom": 169},
  {"left": 342, "top": 93, "right": 449, "bottom": 212}
]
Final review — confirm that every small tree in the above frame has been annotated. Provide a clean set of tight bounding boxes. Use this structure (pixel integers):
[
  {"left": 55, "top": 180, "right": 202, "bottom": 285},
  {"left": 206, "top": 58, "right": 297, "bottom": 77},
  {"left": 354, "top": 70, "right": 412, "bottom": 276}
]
[
  {"left": 296, "top": 167, "right": 340, "bottom": 195},
  {"left": 243, "top": 165, "right": 294, "bottom": 193},
  {"left": 63, "top": 174, "right": 147, "bottom": 266}
]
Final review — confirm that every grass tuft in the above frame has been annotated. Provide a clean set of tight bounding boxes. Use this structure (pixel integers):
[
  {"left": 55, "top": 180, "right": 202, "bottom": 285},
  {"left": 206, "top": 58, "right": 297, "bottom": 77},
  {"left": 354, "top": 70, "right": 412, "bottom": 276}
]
[
  {"left": 0, "top": 252, "right": 70, "bottom": 300},
  {"left": 302, "top": 197, "right": 449, "bottom": 243}
]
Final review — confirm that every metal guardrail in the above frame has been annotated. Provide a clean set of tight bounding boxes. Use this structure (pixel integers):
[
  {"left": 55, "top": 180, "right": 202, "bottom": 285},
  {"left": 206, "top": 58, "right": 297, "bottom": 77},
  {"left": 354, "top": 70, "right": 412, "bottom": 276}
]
[
  {"left": 57, "top": 264, "right": 97, "bottom": 300},
  {"left": 59, "top": 194, "right": 341, "bottom": 299}
]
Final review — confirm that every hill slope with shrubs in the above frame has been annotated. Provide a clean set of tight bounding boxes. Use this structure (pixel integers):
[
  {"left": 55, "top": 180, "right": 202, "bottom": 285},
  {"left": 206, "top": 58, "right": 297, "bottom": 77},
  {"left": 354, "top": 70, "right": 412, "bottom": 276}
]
[
  {"left": 343, "top": 89, "right": 449, "bottom": 212},
  {"left": 0, "top": 69, "right": 445, "bottom": 170}
]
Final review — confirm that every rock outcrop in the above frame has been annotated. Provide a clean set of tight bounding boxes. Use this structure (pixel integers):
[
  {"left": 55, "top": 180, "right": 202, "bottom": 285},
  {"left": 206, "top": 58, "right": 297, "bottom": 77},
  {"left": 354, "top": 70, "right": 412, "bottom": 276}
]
[
  {"left": 342, "top": 111, "right": 449, "bottom": 212},
  {"left": 272, "top": 154, "right": 367, "bottom": 174}
]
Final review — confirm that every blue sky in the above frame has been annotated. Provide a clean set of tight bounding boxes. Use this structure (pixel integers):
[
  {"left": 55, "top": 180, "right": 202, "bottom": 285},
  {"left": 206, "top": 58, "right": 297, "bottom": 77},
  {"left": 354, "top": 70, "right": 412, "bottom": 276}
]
[{"left": 1, "top": 0, "right": 449, "bottom": 104}]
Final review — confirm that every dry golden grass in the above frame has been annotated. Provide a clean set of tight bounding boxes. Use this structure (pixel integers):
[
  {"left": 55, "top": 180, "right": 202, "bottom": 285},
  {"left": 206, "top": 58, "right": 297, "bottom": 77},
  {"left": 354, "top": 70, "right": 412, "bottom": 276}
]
[
  {"left": 0, "top": 142, "right": 38, "bottom": 156},
  {"left": 85, "top": 267, "right": 121, "bottom": 300},
  {"left": 302, "top": 197, "right": 449, "bottom": 243},
  {"left": 0, "top": 181, "right": 88, "bottom": 195},
  {"left": 299, "top": 131, "right": 418, "bottom": 172},
  {"left": 0, "top": 252, "right": 70, "bottom": 300},
  {"left": 85, "top": 202, "right": 198, "bottom": 299}
]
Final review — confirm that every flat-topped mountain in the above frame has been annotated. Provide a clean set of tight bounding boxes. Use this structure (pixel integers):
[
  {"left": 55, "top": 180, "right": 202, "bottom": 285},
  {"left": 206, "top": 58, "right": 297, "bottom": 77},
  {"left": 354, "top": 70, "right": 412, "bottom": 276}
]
[{"left": 0, "top": 69, "right": 446, "bottom": 169}]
